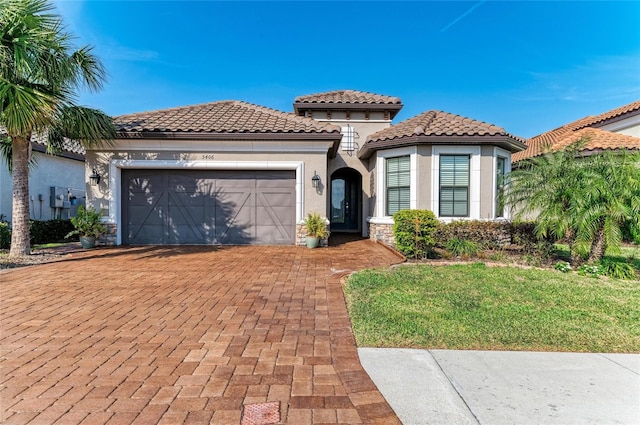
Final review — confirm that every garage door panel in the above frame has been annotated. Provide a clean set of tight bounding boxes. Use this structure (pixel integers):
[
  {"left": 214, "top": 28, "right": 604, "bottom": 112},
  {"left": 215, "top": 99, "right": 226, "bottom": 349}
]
[
  {"left": 256, "top": 175, "right": 296, "bottom": 188},
  {"left": 258, "top": 191, "right": 294, "bottom": 207},
  {"left": 123, "top": 169, "right": 294, "bottom": 245},
  {"left": 129, "top": 225, "right": 165, "bottom": 244},
  {"left": 216, "top": 222, "right": 253, "bottom": 245},
  {"left": 256, "top": 225, "right": 292, "bottom": 243}
]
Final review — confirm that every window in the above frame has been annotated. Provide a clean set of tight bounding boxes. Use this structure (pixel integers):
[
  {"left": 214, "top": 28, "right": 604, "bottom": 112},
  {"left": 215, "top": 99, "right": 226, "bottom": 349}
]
[
  {"left": 341, "top": 125, "right": 356, "bottom": 151},
  {"left": 439, "top": 155, "right": 469, "bottom": 217},
  {"left": 496, "top": 157, "right": 506, "bottom": 217},
  {"left": 386, "top": 156, "right": 410, "bottom": 215}
]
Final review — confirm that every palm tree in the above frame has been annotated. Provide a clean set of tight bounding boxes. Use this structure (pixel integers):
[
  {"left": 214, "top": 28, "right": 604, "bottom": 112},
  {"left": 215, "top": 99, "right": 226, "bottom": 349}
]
[
  {"left": 505, "top": 141, "right": 588, "bottom": 263},
  {"left": 573, "top": 149, "right": 640, "bottom": 262},
  {"left": 506, "top": 140, "right": 640, "bottom": 264},
  {"left": 1, "top": 0, "right": 115, "bottom": 258}
]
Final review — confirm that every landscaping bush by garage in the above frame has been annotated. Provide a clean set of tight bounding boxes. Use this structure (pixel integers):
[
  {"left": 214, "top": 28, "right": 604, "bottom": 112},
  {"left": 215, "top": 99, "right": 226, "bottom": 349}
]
[
  {"left": 0, "top": 222, "right": 10, "bottom": 249},
  {"left": 29, "top": 220, "right": 77, "bottom": 245}
]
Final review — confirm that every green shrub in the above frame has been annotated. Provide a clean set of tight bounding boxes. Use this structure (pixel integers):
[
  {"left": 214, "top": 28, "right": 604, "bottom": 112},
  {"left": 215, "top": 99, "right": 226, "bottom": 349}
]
[
  {"left": 0, "top": 222, "right": 10, "bottom": 249},
  {"left": 392, "top": 209, "right": 439, "bottom": 259},
  {"left": 445, "top": 238, "right": 479, "bottom": 257},
  {"left": 599, "top": 259, "right": 637, "bottom": 280},
  {"left": 66, "top": 206, "right": 106, "bottom": 239},
  {"left": 436, "top": 220, "right": 509, "bottom": 250},
  {"left": 577, "top": 264, "right": 603, "bottom": 278},
  {"left": 303, "top": 211, "right": 330, "bottom": 239},
  {"left": 30, "top": 220, "right": 76, "bottom": 244},
  {"left": 554, "top": 261, "right": 572, "bottom": 273}
]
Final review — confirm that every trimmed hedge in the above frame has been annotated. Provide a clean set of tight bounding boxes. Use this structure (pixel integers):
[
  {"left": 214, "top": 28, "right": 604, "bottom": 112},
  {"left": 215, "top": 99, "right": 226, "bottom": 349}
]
[
  {"left": 30, "top": 220, "right": 77, "bottom": 244},
  {"left": 435, "top": 219, "right": 554, "bottom": 256},
  {"left": 1, "top": 220, "right": 78, "bottom": 248},
  {"left": 392, "top": 210, "right": 439, "bottom": 259},
  {"left": 0, "top": 222, "right": 10, "bottom": 249}
]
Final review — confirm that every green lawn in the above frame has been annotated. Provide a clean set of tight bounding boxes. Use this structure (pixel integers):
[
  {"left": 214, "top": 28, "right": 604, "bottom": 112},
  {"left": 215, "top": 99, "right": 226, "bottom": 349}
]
[{"left": 345, "top": 263, "right": 640, "bottom": 353}]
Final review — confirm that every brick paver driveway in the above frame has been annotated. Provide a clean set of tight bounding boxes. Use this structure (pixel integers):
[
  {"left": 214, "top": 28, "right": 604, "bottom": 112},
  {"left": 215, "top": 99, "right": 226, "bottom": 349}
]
[{"left": 1, "top": 240, "right": 403, "bottom": 424}]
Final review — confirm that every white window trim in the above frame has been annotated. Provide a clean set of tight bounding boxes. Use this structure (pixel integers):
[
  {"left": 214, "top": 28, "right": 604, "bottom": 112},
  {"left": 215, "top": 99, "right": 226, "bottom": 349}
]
[
  {"left": 374, "top": 146, "right": 418, "bottom": 220},
  {"left": 432, "top": 146, "right": 481, "bottom": 220},
  {"left": 107, "top": 160, "right": 304, "bottom": 245},
  {"left": 493, "top": 147, "right": 512, "bottom": 219}
]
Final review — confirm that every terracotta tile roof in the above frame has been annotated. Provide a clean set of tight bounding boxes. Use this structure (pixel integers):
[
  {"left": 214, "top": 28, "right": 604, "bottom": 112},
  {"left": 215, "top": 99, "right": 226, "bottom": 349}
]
[
  {"left": 115, "top": 100, "right": 341, "bottom": 135},
  {"left": 294, "top": 90, "right": 402, "bottom": 106},
  {"left": 358, "top": 110, "right": 526, "bottom": 159},
  {"left": 513, "top": 100, "right": 640, "bottom": 162},
  {"left": 565, "top": 99, "right": 640, "bottom": 130},
  {"left": 513, "top": 127, "right": 640, "bottom": 162},
  {"left": 293, "top": 90, "right": 403, "bottom": 119}
]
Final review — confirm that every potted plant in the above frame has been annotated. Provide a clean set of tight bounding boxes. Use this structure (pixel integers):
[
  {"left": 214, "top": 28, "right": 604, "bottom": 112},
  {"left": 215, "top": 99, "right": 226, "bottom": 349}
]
[
  {"left": 66, "top": 205, "right": 107, "bottom": 248},
  {"left": 303, "top": 212, "right": 330, "bottom": 248}
]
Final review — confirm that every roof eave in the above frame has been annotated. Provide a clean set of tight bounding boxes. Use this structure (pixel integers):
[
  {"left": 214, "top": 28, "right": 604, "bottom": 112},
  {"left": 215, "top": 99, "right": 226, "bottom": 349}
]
[
  {"left": 115, "top": 130, "right": 342, "bottom": 158},
  {"left": 293, "top": 102, "right": 403, "bottom": 118},
  {"left": 358, "top": 135, "right": 527, "bottom": 159},
  {"left": 115, "top": 130, "right": 341, "bottom": 141}
]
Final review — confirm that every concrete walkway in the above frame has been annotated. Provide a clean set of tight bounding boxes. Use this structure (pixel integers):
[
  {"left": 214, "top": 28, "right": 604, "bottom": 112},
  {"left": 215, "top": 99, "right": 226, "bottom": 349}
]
[
  {"left": 359, "top": 348, "right": 640, "bottom": 425},
  {"left": 1, "top": 241, "right": 403, "bottom": 424}
]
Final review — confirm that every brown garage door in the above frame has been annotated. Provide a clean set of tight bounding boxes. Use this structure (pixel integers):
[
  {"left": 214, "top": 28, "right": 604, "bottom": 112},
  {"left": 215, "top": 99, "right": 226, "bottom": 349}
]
[{"left": 122, "top": 169, "right": 295, "bottom": 245}]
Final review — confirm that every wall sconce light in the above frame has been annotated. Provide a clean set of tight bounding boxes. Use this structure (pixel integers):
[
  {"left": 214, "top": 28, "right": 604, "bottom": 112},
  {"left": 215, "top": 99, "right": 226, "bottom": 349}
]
[
  {"left": 89, "top": 169, "right": 101, "bottom": 186},
  {"left": 311, "top": 172, "right": 320, "bottom": 188}
]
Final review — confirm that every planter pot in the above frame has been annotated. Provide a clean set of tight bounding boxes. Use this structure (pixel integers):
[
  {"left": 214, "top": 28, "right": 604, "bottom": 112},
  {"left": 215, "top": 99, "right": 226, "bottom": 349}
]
[
  {"left": 306, "top": 236, "right": 320, "bottom": 249},
  {"left": 79, "top": 236, "right": 97, "bottom": 249}
]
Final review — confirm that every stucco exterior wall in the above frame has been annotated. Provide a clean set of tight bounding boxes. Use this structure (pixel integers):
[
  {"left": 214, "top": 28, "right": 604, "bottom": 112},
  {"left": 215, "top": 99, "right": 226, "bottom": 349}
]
[
  {"left": 86, "top": 138, "right": 334, "bottom": 244},
  {"left": 367, "top": 143, "right": 513, "bottom": 223},
  {"left": 306, "top": 110, "right": 393, "bottom": 237},
  {"left": 0, "top": 153, "right": 85, "bottom": 223}
]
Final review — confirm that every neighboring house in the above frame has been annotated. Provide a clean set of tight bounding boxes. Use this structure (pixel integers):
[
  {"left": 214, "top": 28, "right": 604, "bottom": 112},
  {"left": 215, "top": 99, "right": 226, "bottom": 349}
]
[
  {"left": 0, "top": 135, "right": 86, "bottom": 223},
  {"left": 86, "top": 90, "right": 526, "bottom": 246},
  {"left": 513, "top": 100, "right": 640, "bottom": 162}
]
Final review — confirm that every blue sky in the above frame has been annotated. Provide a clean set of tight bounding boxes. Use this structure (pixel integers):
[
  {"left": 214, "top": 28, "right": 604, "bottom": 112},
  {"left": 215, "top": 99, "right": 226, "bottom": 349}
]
[{"left": 53, "top": 1, "right": 640, "bottom": 138}]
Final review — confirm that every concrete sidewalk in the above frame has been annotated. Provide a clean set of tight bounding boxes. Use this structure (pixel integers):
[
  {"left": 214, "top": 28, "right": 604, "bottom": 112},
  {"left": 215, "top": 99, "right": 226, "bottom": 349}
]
[{"left": 359, "top": 348, "right": 640, "bottom": 425}]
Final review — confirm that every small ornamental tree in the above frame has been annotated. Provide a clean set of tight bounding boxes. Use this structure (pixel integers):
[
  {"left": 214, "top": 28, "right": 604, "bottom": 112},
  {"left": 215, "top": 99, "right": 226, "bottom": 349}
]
[{"left": 392, "top": 209, "right": 439, "bottom": 259}]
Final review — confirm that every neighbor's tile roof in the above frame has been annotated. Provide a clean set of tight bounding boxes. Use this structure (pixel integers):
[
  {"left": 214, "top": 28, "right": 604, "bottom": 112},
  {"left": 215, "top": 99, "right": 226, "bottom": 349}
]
[
  {"left": 513, "top": 100, "right": 640, "bottom": 162},
  {"left": 565, "top": 99, "right": 640, "bottom": 130},
  {"left": 115, "top": 100, "right": 341, "bottom": 135},
  {"left": 294, "top": 90, "right": 402, "bottom": 106},
  {"left": 358, "top": 110, "right": 526, "bottom": 159},
  {"left": 513, "top": 127, "right": 640, "bottom": 162},
  {"left": 0, "top": 128, "right": 85, "bottom": 156}
]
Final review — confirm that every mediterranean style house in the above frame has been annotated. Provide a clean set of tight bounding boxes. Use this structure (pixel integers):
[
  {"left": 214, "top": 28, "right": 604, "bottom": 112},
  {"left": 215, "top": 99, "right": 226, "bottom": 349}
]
[{"left": 85, "top": 90, "right": 527, "bottom": 246}]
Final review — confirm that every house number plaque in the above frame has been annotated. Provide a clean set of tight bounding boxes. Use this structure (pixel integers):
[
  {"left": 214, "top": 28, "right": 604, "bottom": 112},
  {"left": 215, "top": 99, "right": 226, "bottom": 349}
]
[{"left": 201, "top": 154, "right": 215, "bottom": 160}]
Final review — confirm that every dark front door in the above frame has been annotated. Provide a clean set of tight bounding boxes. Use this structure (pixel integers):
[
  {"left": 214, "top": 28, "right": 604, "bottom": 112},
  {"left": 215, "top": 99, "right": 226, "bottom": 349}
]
[{"left": 330, "top": 168, "right": 361, "bottom": 232}]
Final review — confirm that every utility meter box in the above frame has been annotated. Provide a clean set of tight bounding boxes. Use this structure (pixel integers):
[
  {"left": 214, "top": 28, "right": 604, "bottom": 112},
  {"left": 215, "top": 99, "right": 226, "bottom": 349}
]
[{"left": 50, "top": 186, "right": 67, "bottom": 208}]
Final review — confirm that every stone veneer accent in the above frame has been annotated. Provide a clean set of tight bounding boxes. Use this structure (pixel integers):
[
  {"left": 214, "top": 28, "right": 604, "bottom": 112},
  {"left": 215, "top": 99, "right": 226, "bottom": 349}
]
[
  {"left": 100, "top": 223, "right": 118, "bottom": 246},
  {"left": 296, "top": 224, "right": 329, "bottom": 247},
  {"left": 369, "top": 222, "right": 395, "bottom": 248}
]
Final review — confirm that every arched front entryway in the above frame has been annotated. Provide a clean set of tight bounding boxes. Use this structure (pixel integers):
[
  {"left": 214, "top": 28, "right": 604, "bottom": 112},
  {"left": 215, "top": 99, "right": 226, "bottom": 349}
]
[{"left": 330, "top": 168, "right": 361, "bottom": 232}]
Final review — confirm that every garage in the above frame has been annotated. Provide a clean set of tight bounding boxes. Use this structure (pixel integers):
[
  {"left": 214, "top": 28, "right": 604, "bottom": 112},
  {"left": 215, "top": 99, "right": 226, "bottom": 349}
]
[{"left": 122, "top": 169, "right": 295, "bottom": 245}]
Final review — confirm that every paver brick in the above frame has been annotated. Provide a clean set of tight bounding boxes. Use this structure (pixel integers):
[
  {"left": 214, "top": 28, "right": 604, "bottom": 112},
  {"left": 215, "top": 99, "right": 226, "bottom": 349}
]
[{"left": 1, "top": 241, "right": 402, "bottom": 424}]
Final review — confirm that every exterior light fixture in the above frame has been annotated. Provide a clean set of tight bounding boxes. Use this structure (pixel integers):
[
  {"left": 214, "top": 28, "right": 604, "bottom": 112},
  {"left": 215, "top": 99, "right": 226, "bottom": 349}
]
[
  {"left": 89, "top": 169, "right": 101, "bottom": 186},
  {"left": 311, "top": 172, "right": 320, "bottom": 188}
]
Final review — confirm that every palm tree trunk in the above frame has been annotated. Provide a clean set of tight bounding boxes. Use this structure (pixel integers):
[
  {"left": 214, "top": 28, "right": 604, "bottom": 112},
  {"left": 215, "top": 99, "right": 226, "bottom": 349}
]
[
  {"left": 9, "top": 135, "right": 31, "bottom": 258},
  {"left": 588, "top": 227, "right": 607, "bottom": 263}
]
